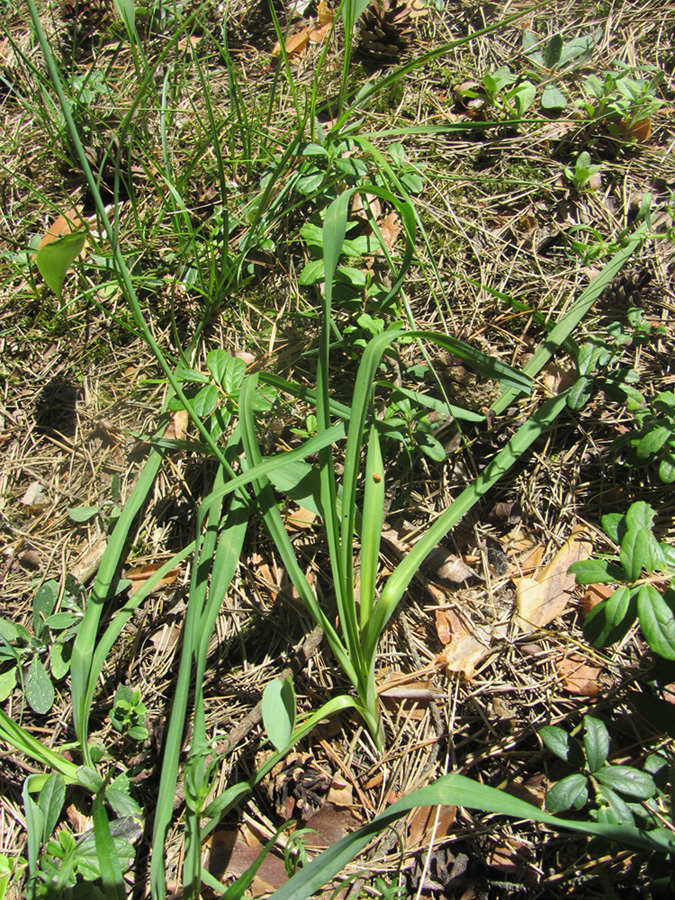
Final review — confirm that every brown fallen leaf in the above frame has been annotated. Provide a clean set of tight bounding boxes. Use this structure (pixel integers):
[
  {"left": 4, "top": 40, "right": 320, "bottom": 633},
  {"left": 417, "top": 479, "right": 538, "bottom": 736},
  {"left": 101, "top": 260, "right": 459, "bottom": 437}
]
[
  {"left": 302, "top": 803, "right": 359, "bottom": 851},
  {"left": 581, "top": 581, "right": 615, "bottom": 614},
  {"left": 126, "top": 561, "right": 180, "bottom": 595},
  {"left": 377, "top": 211, "right": 401, "bottom": 253},
  {"left": 36, "top": 207, "right": 88, "bottom": 252},
  {"left": 326, "top": 776, "right": 352, "bottom": 808},
  {"left": 485, "top": 837, "right": 533, "bottom": 874},
  {"left": 514, "top": 527, "right": 592, "bottom": 634},
  {"left": 149, "top": 621, "right": 181, "bottom": 653},
  {"left": 162, "top": 409, "right": 188, "bottom": 443},
  {"left": 206, "top": 826, "right": 288, "bottom": 895},
  {"left": 272, "top": 26, "right": 310, "bottom": 60},
  {"left": 285, "top": 505, "right": 317, "bottom": 530},
  {"left": 436, "top": 609, "right": 492, "bottom": 680},
  {"left": 556, "top": 651, "right": 602, "bottom": 696},
  {"left": 406, "top": 804, "right": 456, "bottom": 849}
]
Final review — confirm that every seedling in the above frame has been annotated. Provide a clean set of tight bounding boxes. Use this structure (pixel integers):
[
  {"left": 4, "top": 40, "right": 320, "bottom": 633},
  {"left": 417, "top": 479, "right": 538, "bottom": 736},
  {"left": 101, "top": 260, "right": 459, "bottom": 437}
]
[
  {"left": 110, "top": 685, "right": 149, "bottom": 742},
  {"left": 522, "top": 28, "right": 599, "bottom": 110},
  {"left": 541, "top": 716, "right": 657, "bottom": 827},
  {"left": 0, "top": 577, "right": 84, "bottom": 714},
  {"left": 569, "top": 501, "right": 675, "bottom": 659},
  {"left": 564, "top": 151, "right": 602, "bottom": 192},
  {"left": 479, "top": 65, "right": 536, "bottom": 117},
  {"left": 578, "top": 65, "right": 664, "bottom": 138},
  {"left": 613, "top": 390, "right": 675, "bottom": 483}
]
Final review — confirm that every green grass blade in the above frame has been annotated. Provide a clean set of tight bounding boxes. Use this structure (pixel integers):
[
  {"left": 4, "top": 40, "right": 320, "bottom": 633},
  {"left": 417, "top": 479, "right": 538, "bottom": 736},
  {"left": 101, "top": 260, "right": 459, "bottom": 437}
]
[
  {"left": 359, "top": 426, "right": 384, "bottom": 630},
  {"left": 0, "top": 709, "right": 79, "bottom": 783},
  {"left": 239, "top": 375, "right": 356, "bottom": 685},
  {"left": 491, "top": 223, "right": 648, "bottom": 416},
  {"left": 71, "top": 446, "right": 164, "bottom": 762},
  {"left": 268, "top": 772, "right": 673, "bottom": 900},
  {"left": 92, "top": 787, "right": 126, "bottom": 900},
  {"left": 362, "top": 391, "right": 570, "bottom": 660}
]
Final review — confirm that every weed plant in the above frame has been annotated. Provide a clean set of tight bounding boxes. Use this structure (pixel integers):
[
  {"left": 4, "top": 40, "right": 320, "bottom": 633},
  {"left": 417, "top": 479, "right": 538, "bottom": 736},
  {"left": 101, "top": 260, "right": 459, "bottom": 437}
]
[{"left": 1, "top": 0, "right": 674, "bottom": 896}]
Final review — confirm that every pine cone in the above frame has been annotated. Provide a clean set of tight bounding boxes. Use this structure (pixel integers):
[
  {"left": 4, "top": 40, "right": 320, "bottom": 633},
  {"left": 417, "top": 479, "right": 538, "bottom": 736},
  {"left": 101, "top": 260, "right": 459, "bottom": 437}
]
[{"left": 358, "top": 0, "right": 418, "bottom": 62}]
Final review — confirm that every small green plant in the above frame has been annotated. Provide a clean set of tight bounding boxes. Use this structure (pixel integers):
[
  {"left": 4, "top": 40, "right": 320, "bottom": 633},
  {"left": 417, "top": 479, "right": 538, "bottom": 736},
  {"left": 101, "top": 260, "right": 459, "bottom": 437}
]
[
  {"left": 569, "top": 501, "right": 675, "bottom": 658},
  {"left": 0, "top": 577, "right": 84, "bottom": 713},
  {"left": 541, "top": 716, "right": 658, "bottom": 827},
  {"left": 569, "top": 305, "right": 665, "bottom": 411},
  {"left": 480, "top": 65, "right": 536, "bottom": 117},
  {"left": 23, "top": 771, "right": 139, "bottom": 900},
  {"left": 578, "top": 65, "right": 664, "bottom": 136},
  {"left": 110, "top": 685, "right": 149, "bottom": 742},
  {"left": 522, "top": 28, "right": 599, "bottom": 110},
  {"left": 564, "top": 151, "right": 602, "bottom": 191},
  {"left": 613, "top": 390, "right": 675, "bottom": 483}
]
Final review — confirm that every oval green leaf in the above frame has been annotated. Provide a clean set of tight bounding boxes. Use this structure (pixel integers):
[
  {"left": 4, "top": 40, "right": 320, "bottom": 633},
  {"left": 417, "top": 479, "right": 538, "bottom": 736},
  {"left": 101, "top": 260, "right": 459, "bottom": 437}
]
[{"left": 262, "top": 676, "right": 296, "bottom": 752}]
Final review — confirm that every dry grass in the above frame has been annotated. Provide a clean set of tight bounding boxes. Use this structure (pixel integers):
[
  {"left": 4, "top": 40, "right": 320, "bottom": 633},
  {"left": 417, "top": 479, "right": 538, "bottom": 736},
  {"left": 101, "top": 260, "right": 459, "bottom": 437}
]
[{"left": 1, "top": 0, "right": 674, "bottom": 896}]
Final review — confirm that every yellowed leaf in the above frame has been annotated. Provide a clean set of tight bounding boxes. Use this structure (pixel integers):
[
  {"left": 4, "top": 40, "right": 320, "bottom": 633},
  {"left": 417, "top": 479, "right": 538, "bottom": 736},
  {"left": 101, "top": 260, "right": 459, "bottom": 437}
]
[
  {"left": 272, "top": 26, "right": 309, "bottom": 59},
  {"left": 317, "top": 0, "right": 334, "bottom": 26},
  {"left": 515, "top": 527, "right": 592, "bottom": 633},
  {"left": 309, "top": 21, "right": 332, "bottom": 42},
  {"left": 436, "top": 610, "right": 492, "bottom": 679},
  {"left": 378, "top": 211, "right": 401, "bottom": 253},
  {"left": 163, "top": 409, "right": 189, "bottom": 443}
]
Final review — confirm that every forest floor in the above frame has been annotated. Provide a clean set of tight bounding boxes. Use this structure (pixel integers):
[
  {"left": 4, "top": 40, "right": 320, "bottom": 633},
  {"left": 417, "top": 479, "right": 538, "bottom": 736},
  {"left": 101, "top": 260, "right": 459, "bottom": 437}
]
[{"left": 1, "top": 0, "right": 675, "bottom": 896}]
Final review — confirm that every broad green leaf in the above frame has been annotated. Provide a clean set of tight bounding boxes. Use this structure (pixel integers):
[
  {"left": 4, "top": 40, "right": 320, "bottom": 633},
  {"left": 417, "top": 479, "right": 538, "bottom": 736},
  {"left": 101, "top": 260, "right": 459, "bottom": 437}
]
[
  {"left": 511, "top": 81, "right": 536, "bottom": 115},
  {"left": 583, "top": 716, "right": 609, "bottom": 773},
  {"left": 38, "top": 774, "right": 66, "bottom": 840},
  {"left": 0, "top": 668, "right": 16, "bottom": 701},
  {"left": 262, "top": 676, "right": 296, "bottom": 752},
  {"left": 49, "top": 640, "right": 72, "bottom": 680},
  {"left": 206, "top": 350, "right": 231, "bottom": 386},
  {"left": 625, "top": 501, "right": 656, "bottom": 533},
  {"left": 192, "top": 385, "right": 219, "bottom": 418},
  {"left": 601, "top": 512, "right": 624, "bottom": 544},
  {"left": 620, "top": 527, "right": 650, "bottom": 582},
  {"left": 583, "top": 585, "right": 637, "bottom": 647},
  {"left": 541, "top": 84, "right": 568, "bottom": 109},
  {"left": 596, "top": 785, "right": 634, "bottom": 826},
  {"left": 33, "top": 581, "right": 58, "bottom": 639},
  {"left": 67, "top": 506, "right": 99, "bottom": 524},
  {"left": 636, "top": 426, "right": 671, "bottom": 459},
  {"left": 26, "top": 657, "right": 54, "bottom": 714},
  {"left": 35, "top": 231, "right": 86, "bottom": 298},
  {"left": 539, "top": 726, "right": 584, "bottom": 767},
  {"left": 638, "top": 584, "right": 675, "bottom": 659},
  {"left": 659, "top": 453, "right": 675, "bottom": 483},
  {"left": 44, "top": 612, "right": 79, "bottom": 630},
  {"left": 569, "top": 558, "right": 622, "bottom": 584},
  {"left": 0, "top": 617, "right": 19, "bottom": 643},
  {"left": 544, "top": 33, "right": 563, "bottom": 68},
  {"left": 222, "top": 358, "right": 247, "bottom": 396},
  {"left": 545, "top": 773, "right": 589, "bottom": 813},
  {"left": 595, "top": 766, "right": 656, "bottom": 800}
]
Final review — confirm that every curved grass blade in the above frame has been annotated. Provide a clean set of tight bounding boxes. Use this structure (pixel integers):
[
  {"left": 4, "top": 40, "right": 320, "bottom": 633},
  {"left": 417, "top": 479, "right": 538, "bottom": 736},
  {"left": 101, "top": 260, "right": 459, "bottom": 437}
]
[{"left": 268, "top": 772, "right": 674, "bottom": 900}]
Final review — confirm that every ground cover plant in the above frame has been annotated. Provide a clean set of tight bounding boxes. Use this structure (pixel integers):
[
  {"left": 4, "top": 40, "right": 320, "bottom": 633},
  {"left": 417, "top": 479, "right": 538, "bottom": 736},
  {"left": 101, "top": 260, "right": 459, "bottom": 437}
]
[{"left": 1, "top": 0, "right": 674, "bottom": 896}]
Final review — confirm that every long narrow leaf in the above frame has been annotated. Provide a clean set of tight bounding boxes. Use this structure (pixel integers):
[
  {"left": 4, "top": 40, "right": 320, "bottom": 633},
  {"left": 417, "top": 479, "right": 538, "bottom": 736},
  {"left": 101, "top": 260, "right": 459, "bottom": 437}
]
[{"left": 269, "top": 772, "right": 673, "bottom": 900}]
